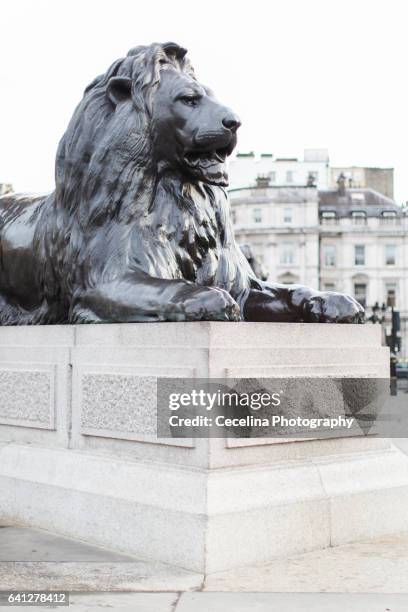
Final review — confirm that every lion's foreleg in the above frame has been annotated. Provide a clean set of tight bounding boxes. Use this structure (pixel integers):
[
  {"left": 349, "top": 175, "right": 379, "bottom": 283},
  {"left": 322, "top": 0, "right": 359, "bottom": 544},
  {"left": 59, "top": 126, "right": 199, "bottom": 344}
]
[
  {"left": 242, "top": 283, "right": 364, "bottom": 324},
  {"left": 69, "top": 274, "right": 241, "bottom": 323},
  {"left": 241, "top": 285, "right": 305, "bottom": 322}
]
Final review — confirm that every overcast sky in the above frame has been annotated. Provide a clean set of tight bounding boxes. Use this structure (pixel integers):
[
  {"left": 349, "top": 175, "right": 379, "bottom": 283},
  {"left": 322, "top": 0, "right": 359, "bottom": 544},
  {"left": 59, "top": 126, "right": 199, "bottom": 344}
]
[{"left": 0, "top": 0, "right": 407, "bottom": 201}]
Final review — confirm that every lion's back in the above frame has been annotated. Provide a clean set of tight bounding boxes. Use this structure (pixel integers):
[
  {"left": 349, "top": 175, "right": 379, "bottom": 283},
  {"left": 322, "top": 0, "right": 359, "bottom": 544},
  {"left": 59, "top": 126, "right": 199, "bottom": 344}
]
[
  {"left": 0, "top": 193, "right": 49, "bottom": 311},
  {"left": 0, "top": 193, "right": 47, "bottom": 229}
]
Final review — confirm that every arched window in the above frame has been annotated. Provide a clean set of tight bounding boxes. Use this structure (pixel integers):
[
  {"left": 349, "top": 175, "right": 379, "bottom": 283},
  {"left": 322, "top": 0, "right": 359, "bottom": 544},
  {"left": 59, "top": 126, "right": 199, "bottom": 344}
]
[
  {"left": 354, "top": 283, "right": 367, "bottom": 307},
  {"left": 352, "top": 274, "right": 369, "bottom": 308}
]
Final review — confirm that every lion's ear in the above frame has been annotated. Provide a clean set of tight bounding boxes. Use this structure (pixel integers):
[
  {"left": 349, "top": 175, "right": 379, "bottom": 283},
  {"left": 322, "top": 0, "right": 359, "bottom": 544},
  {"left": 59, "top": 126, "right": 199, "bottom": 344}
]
[
  {"left": 162, "top": 42, "right": 187, "bottom": 60},
  {"left": 107, "top": 76, "right": 132, "bottom": 106}
]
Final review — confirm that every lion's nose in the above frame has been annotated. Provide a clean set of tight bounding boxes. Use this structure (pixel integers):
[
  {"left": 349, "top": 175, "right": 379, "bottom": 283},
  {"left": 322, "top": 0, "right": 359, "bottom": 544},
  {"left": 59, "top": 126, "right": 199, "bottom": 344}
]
[{"left": 222, "top": 112, "right": 241, "bottom": 133}]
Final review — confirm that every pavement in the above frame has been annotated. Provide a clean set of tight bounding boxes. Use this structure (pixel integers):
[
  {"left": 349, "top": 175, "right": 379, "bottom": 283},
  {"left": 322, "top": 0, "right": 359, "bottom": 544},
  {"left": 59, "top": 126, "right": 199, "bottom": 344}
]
[
  {"left": 1, "top": 527, "right": 408, "bottom": 610},
  {"left": 1, "top": 592, "right": 408, "bottom": 611},
  {"left": 206, "top": 534, "right": 408, "bottom": 593},
  {"left": 0, "top": 527, "right": 202, "bottom": 593}
]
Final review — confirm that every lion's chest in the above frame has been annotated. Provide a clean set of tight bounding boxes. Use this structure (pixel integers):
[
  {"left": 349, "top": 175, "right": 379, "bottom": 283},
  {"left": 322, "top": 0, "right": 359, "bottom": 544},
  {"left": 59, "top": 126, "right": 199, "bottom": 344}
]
[
  {"left": 162, "top": 214, "right": 230, "bottom": 286},
  {"left": 131, "top": 186, "right": 241, "bottom": 291}
]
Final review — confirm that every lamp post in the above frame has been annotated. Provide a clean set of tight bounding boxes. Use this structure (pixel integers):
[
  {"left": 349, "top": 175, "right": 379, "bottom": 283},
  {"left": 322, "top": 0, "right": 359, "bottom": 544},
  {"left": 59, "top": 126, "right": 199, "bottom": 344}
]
[
  {"left": 368, "top": 302, "right": 400, "bottom": 350},
  {"left": 369, "top": 302, "right": 401, "bottom": 393},
  {"left": 368, "top": 301, "right": 385, "bottom": 326}
]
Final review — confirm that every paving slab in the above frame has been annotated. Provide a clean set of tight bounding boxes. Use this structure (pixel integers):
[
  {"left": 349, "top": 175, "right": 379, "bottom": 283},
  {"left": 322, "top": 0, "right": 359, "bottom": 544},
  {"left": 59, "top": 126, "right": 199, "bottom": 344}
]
[
  {"left": 0, "top": 527, "right": 138, "bottom": 562},
  {"left": 0, "top": 526, "right": 202, "bottom": 592},
  {"left": 205, "top": 533, "right": 408, "bottom": 593},
  {"left": 176, "top": 592, "right": 408, "bottom": 612},
  {"left": 69, "top": 592, "right": 180, "bottom": 610},
  {"left": 0, "top": 592, "right": 179, "bottom": 611},
  {"left": 3, "top": 593, "right": 408, "bottom": 612},
  {"left": 3, "top": 526, "right": 408, "bottom": 597},
  {"left": 0, "top": 561, "right": 202, "bottom": 592}
]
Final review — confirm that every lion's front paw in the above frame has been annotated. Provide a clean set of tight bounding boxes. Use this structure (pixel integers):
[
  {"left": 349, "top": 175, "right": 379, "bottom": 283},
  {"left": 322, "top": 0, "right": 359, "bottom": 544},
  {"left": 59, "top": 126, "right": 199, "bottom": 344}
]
[
  {"left": 184, "top": 287, "right": 241, "bottom": 322},
  {"left": 303, "top": 292, "right": 365, "bottom": 324}
]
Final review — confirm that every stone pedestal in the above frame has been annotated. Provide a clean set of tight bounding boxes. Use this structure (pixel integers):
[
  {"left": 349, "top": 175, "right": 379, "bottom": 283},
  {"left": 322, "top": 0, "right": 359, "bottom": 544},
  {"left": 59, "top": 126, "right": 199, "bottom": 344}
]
[{"left": 0, "top": 322, "right": 407, "bottom": 574}]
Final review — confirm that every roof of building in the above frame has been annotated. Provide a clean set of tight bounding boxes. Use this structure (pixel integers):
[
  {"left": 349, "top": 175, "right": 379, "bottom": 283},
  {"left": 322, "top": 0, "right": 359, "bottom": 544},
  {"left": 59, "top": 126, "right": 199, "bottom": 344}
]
[
  {"left": 331, "top": 166, "right": 394, "bottom": 172},
  {"left": 229, "top": 186, "right": 318, "bottom": 204},
  {"left": 228, "top": 184, "right": 406, "bottom": 217},
  {"left": 319, "top": 188, "right": 403, "bottom": 217}
]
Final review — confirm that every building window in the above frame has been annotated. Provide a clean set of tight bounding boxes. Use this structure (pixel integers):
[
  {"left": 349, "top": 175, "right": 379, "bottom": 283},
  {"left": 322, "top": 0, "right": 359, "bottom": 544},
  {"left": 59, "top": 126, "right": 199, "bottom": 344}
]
[
  {"left": 253, "top": 208, "right": 262, "bottom": 223},
  {"left": 283, "top": 207, "right": 293, "bottom": 224},
  {"left": 351, "top": 211, "right": 367, "bottom": 225},
  {"left": 321, "top": 211, "right": 337, "bottom": 225},
  {"left": 354, "top": 245, "right": 365, "bottom": 266},
  {"left": 286, "top": 170, "right": 294, "bottom": 184},
  {"left": 354, "top": 283, "right": 367, "bottom": 308},
  {"left": 323, "top": 282, "right": 336, "bottom": 292},
  {"left": 385, "top": 244, "right": 396, "bottom": 266},
  {"left": 269, "top": 171, "right": 276, "bottom": 183},
  {"left": 280, "top": 242, "right": 295, "bottom": 265},
  {"left": 231, "top": 210, "right": 237, "bottom": 224},
  {"left": 386, "top": 284, "right": 397, "bottom": 308},
  {"left": 323, "top": 245, "right": 336, "bottom": 267},
  {"left": 381, "top": 211, "right": 398, "bottom": 226}
]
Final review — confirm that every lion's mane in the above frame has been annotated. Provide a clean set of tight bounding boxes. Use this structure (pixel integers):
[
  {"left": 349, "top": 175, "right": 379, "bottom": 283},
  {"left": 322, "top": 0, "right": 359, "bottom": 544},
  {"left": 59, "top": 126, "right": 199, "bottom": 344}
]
[
  {"left": 55, "top": 43, "right": 195, "bottom": 223},
  {"left": 39, "top": 43, "right": 215, "bottom": 310}
]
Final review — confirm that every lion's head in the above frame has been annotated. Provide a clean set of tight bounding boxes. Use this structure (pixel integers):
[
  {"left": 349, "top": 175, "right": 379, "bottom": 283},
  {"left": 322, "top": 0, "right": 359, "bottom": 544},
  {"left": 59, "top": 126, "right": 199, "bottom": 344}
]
[
  {"left": 56, "top": 42, "right": 240, "bottom": 217},
  {"left": 148, "top": 44, "right": 240, "bottom": 186}
]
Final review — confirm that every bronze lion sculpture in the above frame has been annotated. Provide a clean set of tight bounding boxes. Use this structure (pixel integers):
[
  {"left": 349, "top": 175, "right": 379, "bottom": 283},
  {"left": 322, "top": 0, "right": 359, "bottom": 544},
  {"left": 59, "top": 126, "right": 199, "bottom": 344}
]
[{"left": 0, "top": 42, "right": 364, "bottom": 325}]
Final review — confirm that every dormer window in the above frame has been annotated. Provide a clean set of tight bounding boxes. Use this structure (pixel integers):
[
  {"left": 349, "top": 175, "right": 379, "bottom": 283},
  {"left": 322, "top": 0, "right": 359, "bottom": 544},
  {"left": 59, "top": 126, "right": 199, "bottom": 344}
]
[
  {"left": 351, "top": 211, "right": 367, "bottom": 225},
  {"left": 321, "top": 211, "right": 337, "bottom": 225},
  {"left": 381, "top": 211, "right": 397, "bottom": 225}
]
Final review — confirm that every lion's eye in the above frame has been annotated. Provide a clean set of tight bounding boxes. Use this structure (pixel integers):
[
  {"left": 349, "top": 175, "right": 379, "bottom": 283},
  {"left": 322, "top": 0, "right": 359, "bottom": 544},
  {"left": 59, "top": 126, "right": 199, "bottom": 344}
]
[{"left": 179, "top": 95, "right": 200, "bottom": 107}]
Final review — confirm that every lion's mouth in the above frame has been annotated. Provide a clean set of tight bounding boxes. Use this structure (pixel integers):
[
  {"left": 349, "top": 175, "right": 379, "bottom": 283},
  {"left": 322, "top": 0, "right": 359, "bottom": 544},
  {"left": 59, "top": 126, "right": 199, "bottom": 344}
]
[
  {"left": 183, "top": 145, "right": 229, "bottom": 168},
  {"left": 181, "top": 144, "right": 233, "bottom": 186}
]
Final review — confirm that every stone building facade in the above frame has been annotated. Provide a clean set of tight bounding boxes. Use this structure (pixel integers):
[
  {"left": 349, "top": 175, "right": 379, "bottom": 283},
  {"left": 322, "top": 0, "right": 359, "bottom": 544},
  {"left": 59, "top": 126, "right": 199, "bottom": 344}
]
[
  {"left": 230, "top": 186, "right": 320, "bottom": 289},
  {"left": 229, "top": 181, "right": 408, "bottom": 355}
]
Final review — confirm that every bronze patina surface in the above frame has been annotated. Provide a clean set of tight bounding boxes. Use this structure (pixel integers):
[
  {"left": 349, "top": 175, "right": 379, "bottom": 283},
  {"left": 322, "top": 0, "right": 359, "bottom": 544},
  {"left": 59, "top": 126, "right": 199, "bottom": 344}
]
[{"left": 0, "top": 43, "right": 363, "bottom": 324}]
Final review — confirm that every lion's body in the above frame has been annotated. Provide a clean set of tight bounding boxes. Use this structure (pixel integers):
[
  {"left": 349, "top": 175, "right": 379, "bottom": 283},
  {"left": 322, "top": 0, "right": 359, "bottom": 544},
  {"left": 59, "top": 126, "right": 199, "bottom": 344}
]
[
  {"left": 0, "top": 42, "right": 363, "bottom": 325},
  {"left": 0, "top": 194, "right": 49, "bottom": 324},
  {"left": 0, "top": 176, "right": 253, "bottom": 324}
]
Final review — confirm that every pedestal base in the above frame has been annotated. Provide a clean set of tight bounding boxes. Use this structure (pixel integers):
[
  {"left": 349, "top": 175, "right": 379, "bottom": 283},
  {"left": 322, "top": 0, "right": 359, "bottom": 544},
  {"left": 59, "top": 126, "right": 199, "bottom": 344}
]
[{"left": 0, "top": 322, "right": 404, "bottom": 574}]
